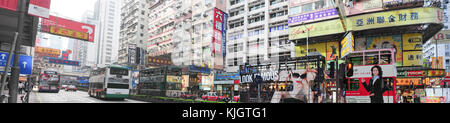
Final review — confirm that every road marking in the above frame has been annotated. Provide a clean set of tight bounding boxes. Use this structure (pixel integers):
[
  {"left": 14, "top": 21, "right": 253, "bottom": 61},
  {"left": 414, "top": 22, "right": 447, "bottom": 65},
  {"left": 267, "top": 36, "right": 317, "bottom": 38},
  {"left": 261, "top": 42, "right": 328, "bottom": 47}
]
[{"left": 36, "top": 92, "right": 42, "bottom": 103}]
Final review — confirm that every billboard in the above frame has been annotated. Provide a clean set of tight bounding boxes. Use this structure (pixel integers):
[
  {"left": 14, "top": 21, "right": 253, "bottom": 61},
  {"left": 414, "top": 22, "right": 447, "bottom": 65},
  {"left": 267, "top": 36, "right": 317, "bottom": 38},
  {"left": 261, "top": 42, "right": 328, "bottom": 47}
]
[
  {"left": 403, "top": 51, "right": 422, "bottom": 66},
  {"left": 341, "top": 32, "right": 355, "bottom": 58},
  {"left": 41, "top": 15, "right": 95, "bottom": 42},
  {"left": 295, "top": 41, "right": 339, "bottom": 61},
  {"left": 146, "top": 56, "right": 172, "bottom": 66},
  {"left": 349, "top": 7, "right": 444, "bottom": 31},
  {"left": 48, "top": 57, "right": 80, "bottom": 66},
  {"left": 402, "top": 33, "right": 422, "bottom": 51},
  {"left": 289, "top": 7, "right": 443, "bottom": 40},
  {"left": 289, "top": 8, "right": 338, "bottom": 25},
  {"left": 366, "top": 34, "right": 403, "bottom": 66},
  {"left": 34, "top": 46, "right": 61, "bottom": 58},
  {"left": 0, "top": 0, "right": 17, "bottom": 11}
]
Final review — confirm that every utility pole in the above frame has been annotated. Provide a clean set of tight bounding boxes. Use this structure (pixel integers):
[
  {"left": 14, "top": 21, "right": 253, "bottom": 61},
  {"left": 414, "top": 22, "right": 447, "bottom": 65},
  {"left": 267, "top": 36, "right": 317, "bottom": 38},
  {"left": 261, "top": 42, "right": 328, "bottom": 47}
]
[{"left": 9, "top": 0, "right": 28, "bottom": 103}]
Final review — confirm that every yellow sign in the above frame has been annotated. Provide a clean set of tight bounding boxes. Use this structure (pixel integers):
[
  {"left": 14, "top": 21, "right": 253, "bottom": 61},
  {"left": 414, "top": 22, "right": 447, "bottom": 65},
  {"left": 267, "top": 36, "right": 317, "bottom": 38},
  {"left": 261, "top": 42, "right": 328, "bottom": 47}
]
[
  {"left": 366, "top": 34, "right": 403, "bottom": 66},
  {"left": 50, "top": 26, "right": 89, "bottom": 41},
  {"left": 167, "top": 76, "right": 181, "bottom": 83},
  {"left": 295, "top": 41, "right": 340, "bottom": 61},
  {"left": 289, "top": 7, "right": 443, "bottom": 40},
  {"left": 432, "top": 57, "right": 444, "bottom": 69},
  {"left": 341, "top": 32, "right": 355, "bottom": 58},
  {"left": 403, "top": 51, "right": 423, "bottom": 66},
  {"left": 396, "top": 78, "right": 422, "bottom": 86},
  {"left": 35, "top": 46, "right": 61, "bottom": 57},
  {"left": 349, "top": 7, "right": 443, "bottom": 31},
  {"left": 402, "top": 33, "right": 422, "bottom": 51},
  {"left": 289, "top": 19, "right": 345, "bottom": 40}
]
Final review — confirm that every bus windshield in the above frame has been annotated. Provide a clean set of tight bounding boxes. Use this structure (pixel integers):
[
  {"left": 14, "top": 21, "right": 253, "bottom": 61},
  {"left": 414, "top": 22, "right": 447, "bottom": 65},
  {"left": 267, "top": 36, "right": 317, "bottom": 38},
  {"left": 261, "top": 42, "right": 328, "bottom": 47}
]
[
  {"left": 110, "top": 67, "right": 129, "bottom": 75},
  {"left": 108, "top": 78, "right": 129, "bottom": 83}
]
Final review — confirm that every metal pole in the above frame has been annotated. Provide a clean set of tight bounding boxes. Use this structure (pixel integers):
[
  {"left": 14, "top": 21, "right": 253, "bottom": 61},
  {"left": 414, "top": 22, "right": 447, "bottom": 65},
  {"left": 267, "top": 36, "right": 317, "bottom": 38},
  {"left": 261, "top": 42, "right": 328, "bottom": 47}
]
[
  {"left": 0, "top": 32, "right": 19, "bottom": 103},
  {"left": 9, "top": 0, "right": 28, "bottom": 103}
]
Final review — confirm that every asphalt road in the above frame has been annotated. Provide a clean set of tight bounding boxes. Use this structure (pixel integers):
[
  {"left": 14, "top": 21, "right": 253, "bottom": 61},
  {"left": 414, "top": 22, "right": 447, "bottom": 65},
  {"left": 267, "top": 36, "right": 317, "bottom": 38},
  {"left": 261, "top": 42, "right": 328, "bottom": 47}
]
[{"left": 28, "top": 90, "right": 148, "bottom": 103}]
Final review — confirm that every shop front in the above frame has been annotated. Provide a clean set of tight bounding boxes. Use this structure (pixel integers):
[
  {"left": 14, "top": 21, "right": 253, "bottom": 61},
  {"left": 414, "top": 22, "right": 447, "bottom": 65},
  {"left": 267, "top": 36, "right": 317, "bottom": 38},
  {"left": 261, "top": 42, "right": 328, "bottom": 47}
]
[
  {"left": 396, "top": 69, "right": 445, "bottom": 103},
  {"left": 214, "top": 73, "right": 240, "bottom": 98}
]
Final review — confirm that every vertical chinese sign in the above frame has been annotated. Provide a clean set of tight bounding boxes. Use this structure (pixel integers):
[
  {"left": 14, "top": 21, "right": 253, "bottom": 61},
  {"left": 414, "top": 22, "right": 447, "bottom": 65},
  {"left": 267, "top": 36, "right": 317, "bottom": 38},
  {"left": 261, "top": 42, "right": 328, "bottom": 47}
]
[{"left": 213, "top": 8, "right": 227, "bottom": 70}]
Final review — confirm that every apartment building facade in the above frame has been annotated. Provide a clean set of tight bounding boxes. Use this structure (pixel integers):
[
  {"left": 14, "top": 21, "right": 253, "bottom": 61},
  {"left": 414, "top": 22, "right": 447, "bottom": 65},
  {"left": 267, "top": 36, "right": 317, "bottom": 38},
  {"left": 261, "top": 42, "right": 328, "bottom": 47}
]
[
  {"left": 94, "top": 0, "right": 122, "bottom": 67},
  {"left": 119, "top": 0, "right": 149, "bottom": 68},
  {"left": 225, "top": 0, "right": 291, "bottom": 72}
]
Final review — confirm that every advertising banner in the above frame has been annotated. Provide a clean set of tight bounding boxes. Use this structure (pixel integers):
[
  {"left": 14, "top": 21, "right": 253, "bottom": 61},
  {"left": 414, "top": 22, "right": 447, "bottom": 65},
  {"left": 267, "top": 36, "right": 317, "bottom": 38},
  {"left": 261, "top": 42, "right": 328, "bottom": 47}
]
[
  {"left": 366, "top": 34, "right": 403, "bottom": 66},
  {"left": 147, "top": 56, "right": 172, "bottom": 66},
  {"left": 352, "top": 65, "right": 397, "bottom": 78},
  {"left": 0, "top": 0, "right": 17, "bottom": 11},
  {"left": 289, "top": 19, "right": 345, "bottom": 40},
  {"left": 349, "top": 7, "right": 444, "bottom": 31},
  {"left": 295, "top": 41, "right": 340, "bottom": 61},
  {"left": 289, "top": 7, "right": 443, "bottom": 40},
  {"left": 34, "top": 46, "right": 61, "bottom": 58},
  {"left": 201, "top": 75, "right": 213, "bottom": 91},
  {"left": 402, "top": 33, "right": 422, "bottom": 51},
  {"left": 341, "top": 32, "right": 355, "bottom": 58},
  {"left": 403, "top": 51, "right": 422, "bottom": 66},
  {"left": 181, "top": 75, "right": 189, "bottom": 92},
  {"left": 48, "top": 57, "right": 80, "bottom": 66},
  {"left": 28, "top": 0, "right": 51, "bottom": 19},
  {"left": 41, "top": 15, "right": 96, "bottom": 42},
  {"left": 167, "top": 75, "right": 181, "bottom": 83},
  {"left": 289, "top": 8, "right": 338, "bottom": 25}
]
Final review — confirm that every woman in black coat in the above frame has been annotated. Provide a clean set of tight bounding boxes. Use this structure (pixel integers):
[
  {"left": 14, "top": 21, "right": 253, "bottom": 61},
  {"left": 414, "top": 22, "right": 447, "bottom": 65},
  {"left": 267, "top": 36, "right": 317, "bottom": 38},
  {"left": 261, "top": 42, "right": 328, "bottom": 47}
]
[{"left": 361, "top": 66, "right": 388, "bottom": 103}]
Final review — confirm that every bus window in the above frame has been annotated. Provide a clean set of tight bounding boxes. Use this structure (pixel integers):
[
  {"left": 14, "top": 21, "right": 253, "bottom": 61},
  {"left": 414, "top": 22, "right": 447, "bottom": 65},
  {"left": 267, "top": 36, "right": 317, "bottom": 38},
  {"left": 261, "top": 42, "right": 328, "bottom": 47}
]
[
  {"left": 380, "top": 55, "right": 392, "bottom": 65},
  {"left": 350, "top": 57, "right": 363, "bottom": 66},
  {"left": 349, "top": 79, "right": 360, "bottom": 91},
  {"left": 365, "top": 55, "right": 379, "bottom": 65}
]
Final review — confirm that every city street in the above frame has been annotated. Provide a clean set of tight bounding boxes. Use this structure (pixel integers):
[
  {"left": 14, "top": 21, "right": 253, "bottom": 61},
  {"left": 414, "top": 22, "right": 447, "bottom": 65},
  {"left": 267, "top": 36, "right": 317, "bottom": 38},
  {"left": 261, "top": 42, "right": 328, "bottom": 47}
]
[{"left": 27, "top": 90, "right": 147, "bottom": 103}]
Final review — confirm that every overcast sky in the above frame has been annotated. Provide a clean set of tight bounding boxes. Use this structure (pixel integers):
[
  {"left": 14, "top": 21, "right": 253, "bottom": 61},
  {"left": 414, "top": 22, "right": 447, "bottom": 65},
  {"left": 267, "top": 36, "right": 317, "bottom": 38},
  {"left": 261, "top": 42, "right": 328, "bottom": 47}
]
[{"left": 50, "top": 0, "right": 97, "bottom": 20}]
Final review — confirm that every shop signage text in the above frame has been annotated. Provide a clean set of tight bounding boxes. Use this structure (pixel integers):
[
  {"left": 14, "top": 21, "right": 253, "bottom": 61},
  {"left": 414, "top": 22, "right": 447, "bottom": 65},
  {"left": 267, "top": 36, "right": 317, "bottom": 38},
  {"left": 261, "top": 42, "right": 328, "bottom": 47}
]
[
  {"left": 289, "top": 8, "right": 338, "bottom": 25},
  {"left": 240, "top": 70, "right": 279, "bottom": 83}
]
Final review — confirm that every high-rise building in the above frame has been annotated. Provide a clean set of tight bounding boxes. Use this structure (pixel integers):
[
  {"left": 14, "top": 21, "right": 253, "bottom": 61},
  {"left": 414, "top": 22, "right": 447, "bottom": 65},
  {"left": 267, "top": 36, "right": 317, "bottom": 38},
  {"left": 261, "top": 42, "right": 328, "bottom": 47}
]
[
  {"left": 119, "top": 0, "right": 149, "bottom": 67},
  {"left": 94, "top": 0, "right": 122, "bottom": 67},
  {"left": 147, "top": 0, "right": 177, "bottom": 62},
  {"left": 225, "top": 0, "right": 290, "bottom": 72},
  {"left": 80, "top": 10, "right": 100, "bottom": 68}
]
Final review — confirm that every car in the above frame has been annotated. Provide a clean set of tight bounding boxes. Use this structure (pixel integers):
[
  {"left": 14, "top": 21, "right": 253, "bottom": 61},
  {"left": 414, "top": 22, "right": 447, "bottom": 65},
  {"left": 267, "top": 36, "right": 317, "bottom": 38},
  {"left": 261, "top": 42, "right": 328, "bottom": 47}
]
[
  {"left": 61, "top": 85, "right": 68, "bottom": 89},
  {"left": 233, "top": 95, "right": 240, "bottom": 102},
  {"left": 65, "top": 85, "right": 77, "bottom": 91},
  {"left": 179, "top": 92, "right": 197, "bottom": 100},
  {"left": 201, "top": 92, "right": 220, "bottom": 101},
  {"left": 202, "top": 92, "right": 228, "bottom": 101}
]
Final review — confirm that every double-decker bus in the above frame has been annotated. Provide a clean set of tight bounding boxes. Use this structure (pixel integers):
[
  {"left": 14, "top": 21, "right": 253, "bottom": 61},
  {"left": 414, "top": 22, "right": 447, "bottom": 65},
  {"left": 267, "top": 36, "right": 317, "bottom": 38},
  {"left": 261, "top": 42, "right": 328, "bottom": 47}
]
[
  {"left": 138, "top": 66, "right": 182, "bottom": 97},
  {"left": 88, "top": 65, "right": 131, "bottom": 100},
  {"left": 38, "top": 70, "right": 61, "bottom": 93},
  {"left": 345, "top": 49, "right": 397, "bottom": 103}
]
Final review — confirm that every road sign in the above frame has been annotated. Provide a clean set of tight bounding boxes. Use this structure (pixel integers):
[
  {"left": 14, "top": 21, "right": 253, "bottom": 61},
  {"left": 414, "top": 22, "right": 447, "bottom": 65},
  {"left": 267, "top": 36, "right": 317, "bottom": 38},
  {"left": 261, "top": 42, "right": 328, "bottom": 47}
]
[{"left": 0, "top": 52, "right": 33, "bottom": 75}]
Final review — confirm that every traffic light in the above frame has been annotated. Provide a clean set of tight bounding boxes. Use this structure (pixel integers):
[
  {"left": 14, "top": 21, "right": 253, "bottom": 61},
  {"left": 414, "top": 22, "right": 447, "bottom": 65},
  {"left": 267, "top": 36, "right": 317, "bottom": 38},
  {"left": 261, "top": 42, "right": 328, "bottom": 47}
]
[
  {"left": 328, "top": 62, "right": 335, "bottom": 79},
  {"left": 346, "top": 62, "right": 354, "bottom": 77}
]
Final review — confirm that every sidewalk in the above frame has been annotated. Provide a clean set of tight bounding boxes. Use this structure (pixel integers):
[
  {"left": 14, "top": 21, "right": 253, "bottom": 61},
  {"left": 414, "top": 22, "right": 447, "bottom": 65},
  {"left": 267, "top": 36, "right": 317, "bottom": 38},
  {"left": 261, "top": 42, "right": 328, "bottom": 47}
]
[{"left": 2, "top": 89, "right": 29, "bottom": 103}]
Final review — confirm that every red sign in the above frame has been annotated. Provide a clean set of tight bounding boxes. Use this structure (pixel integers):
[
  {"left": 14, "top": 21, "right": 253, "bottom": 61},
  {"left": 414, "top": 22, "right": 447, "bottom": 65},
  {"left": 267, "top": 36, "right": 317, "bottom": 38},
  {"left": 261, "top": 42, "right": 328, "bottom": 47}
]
[
  {"left": 41, "top": 15, "right": 96, "bottom": 42},
  {"left": 407, "top": 70, "right": 423, "bottom": 77},
  {"left": 28, "top": 0, "right": 51, "bottom": 18},
  {"left": 213, "top": 8, "right": 224, "bottom": 54},
  {"left": 0, "top": 0, "right": 18, "bottom": 11}
]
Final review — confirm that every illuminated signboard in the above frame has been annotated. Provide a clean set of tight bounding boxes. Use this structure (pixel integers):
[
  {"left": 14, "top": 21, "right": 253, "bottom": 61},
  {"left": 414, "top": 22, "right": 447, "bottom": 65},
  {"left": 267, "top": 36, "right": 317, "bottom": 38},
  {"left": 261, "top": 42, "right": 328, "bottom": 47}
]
[
  {"left": 41, "top": 15, "right": 95, "bottom": 42},
  {"left": 48, "top": 57, "right": 80, "bottom": 66},
  {"left": 50, "top": 26, "right": 89, "bottom": 41}
]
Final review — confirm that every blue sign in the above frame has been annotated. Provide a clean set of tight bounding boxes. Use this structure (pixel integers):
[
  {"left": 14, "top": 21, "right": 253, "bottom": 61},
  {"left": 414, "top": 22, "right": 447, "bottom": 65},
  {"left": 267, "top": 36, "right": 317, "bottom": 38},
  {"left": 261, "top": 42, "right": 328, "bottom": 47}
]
[
  {"left": 0, "top": 52, "right": 33, "bottom": 75},
  {"left": 222, "top": 12, "right": 228, "bottom": 57}
]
